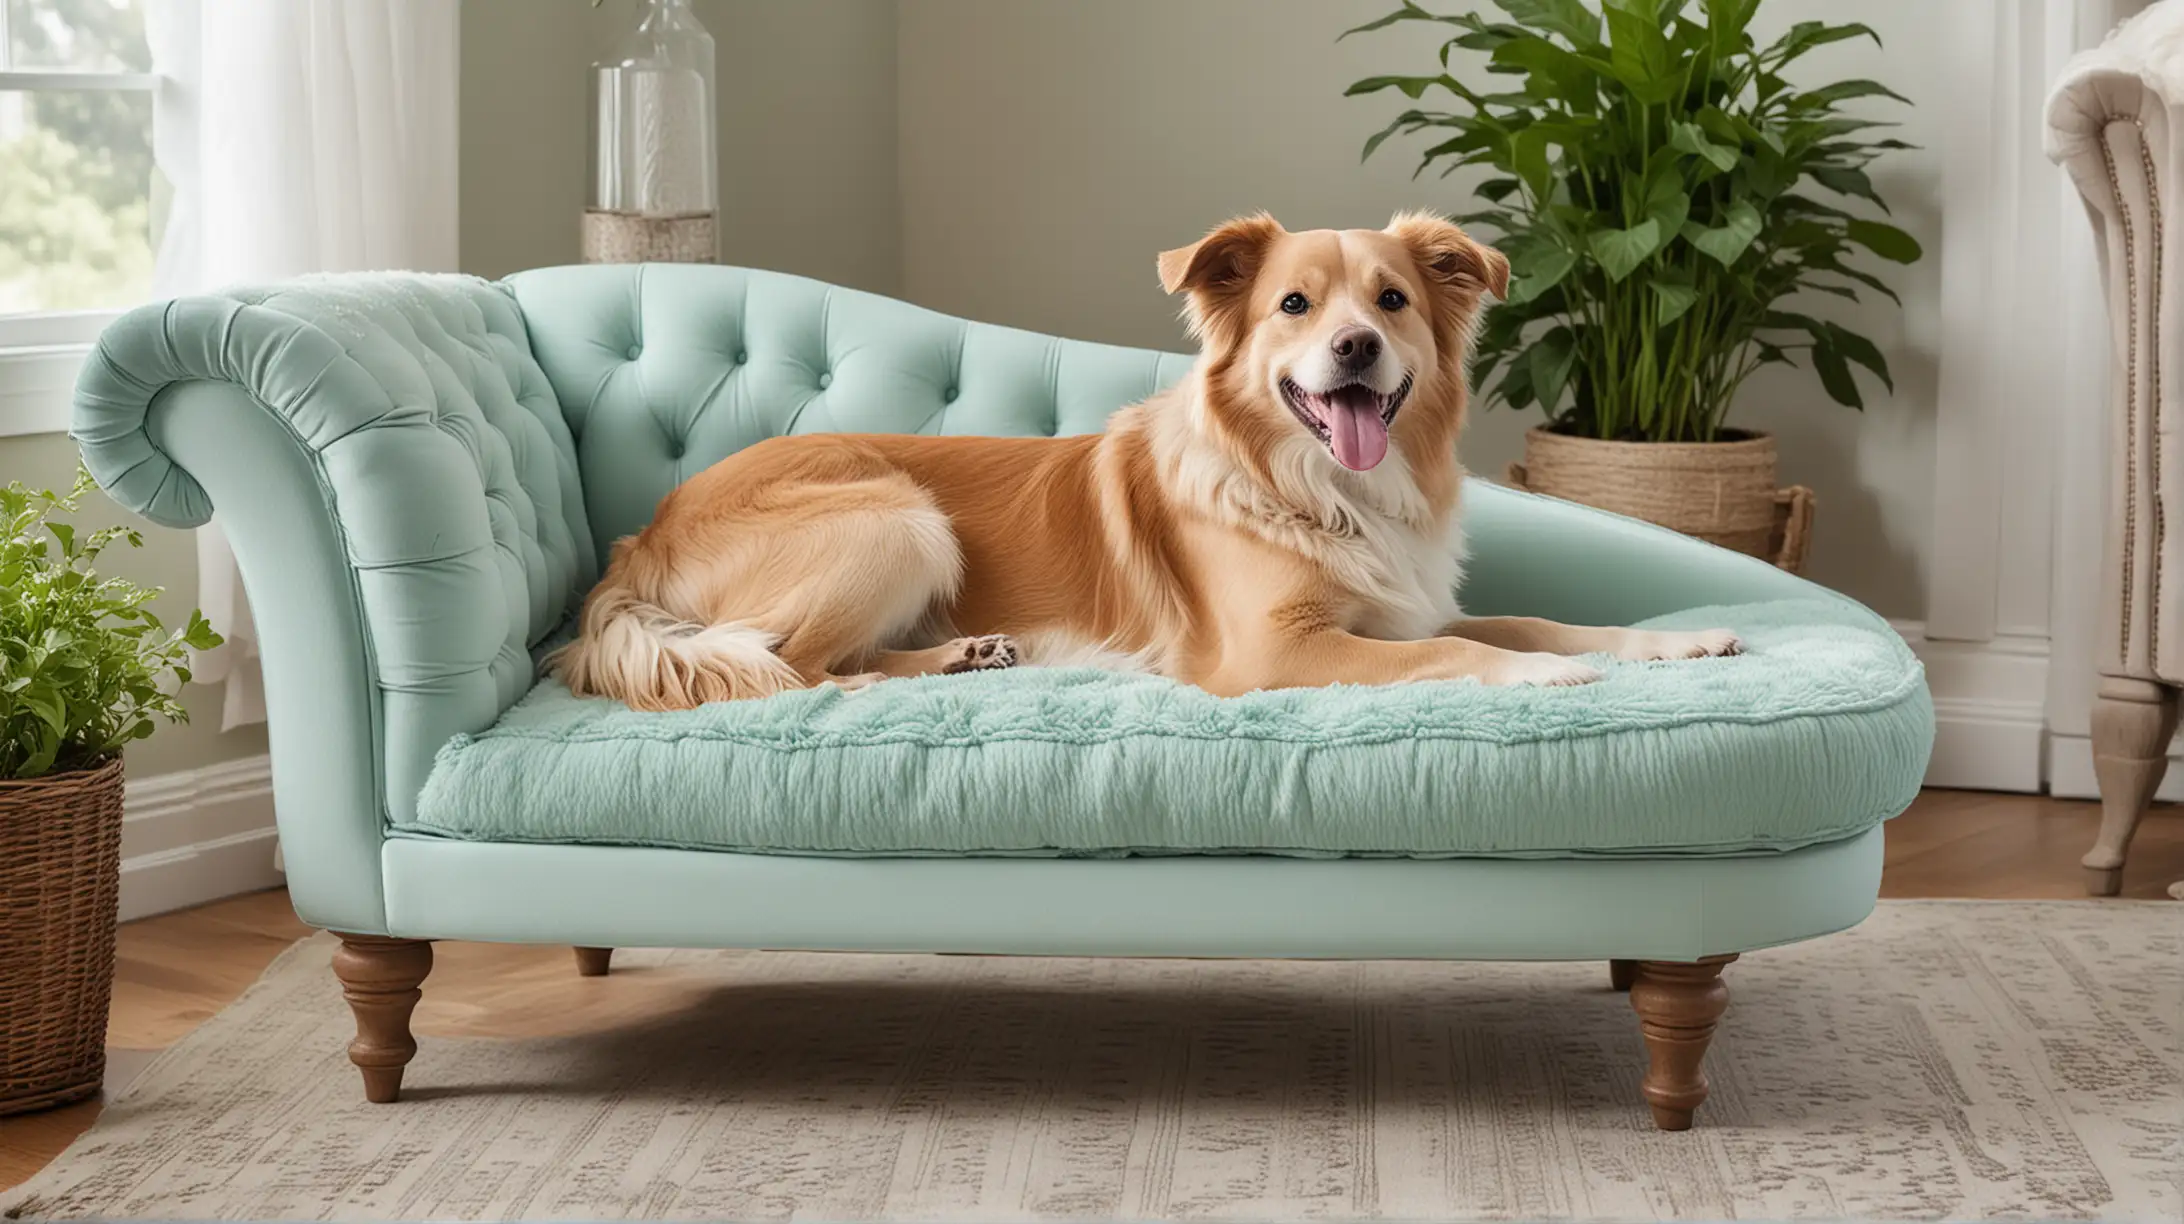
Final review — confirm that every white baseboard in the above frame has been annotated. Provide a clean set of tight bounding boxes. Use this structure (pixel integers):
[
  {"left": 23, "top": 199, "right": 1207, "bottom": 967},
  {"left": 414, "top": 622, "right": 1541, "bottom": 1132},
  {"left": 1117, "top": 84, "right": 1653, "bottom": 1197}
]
[
  {"left": 119, "top": 753, "right": 281, "bottom": 921},
  {"left": 1891, "top": 621, "right": 2051, "bottom": 794},
  {"left": 2045, "top": 732, "right": 2184, "bottom": 801}
]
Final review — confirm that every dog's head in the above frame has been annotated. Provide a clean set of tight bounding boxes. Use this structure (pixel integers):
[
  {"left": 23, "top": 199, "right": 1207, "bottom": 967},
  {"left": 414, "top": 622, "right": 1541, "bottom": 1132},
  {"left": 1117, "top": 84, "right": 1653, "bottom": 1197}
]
[{"left": 1158, "top": 212, "right": 1507, "bottom": 474}]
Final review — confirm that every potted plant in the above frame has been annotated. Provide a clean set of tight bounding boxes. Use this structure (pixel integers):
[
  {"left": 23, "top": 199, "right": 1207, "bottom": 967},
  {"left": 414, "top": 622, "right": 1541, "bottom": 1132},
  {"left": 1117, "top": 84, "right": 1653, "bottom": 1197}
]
[
  {"left": 1346, "top": 0, "right": 1921, "bottom": 570},
  {"left": 1, "top": 470, "right": 217, "bottom": 1114}
]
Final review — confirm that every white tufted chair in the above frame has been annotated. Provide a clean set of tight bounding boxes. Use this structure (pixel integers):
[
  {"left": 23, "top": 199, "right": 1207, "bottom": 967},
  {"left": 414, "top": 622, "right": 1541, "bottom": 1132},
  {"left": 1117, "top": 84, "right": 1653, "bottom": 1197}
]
[{"left": 2047, "top": 0, "right": 2184, "bottom": 897}]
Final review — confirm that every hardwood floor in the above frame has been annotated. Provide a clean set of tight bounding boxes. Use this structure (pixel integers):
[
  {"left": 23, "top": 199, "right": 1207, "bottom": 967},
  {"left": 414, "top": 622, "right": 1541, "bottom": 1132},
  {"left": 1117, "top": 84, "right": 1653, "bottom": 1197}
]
[{"left": 4, "top": 788, "right": 2179, "bottom": 1192}]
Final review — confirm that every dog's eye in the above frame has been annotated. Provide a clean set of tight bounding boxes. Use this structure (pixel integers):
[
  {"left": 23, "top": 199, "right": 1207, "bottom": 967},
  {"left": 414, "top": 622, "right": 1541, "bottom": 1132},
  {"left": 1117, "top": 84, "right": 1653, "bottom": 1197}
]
[
  {"left": 1280, "top": 292, "right": 1310, "bottom": 316},
  {"left": 1378, "top": 288, "right": 1409, "bottom": 312}
]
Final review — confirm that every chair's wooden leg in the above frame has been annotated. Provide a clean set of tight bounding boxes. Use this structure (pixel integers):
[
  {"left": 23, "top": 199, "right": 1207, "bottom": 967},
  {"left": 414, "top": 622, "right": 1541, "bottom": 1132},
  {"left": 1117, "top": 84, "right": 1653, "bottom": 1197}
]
[
  {"left": 574, "top": 946, "right": 613, "bottom": 977},
  {"left": 331, "top": 935, "right": 433, "bottom": 1103},
  {"left": 1608, "top": 959, "right": 1637, "bottom": 991},
  {"left": 1629, "top": 954, "right": 1735, "bottom": 1131},
  {"left": 2087, "top": 677, "right": 2180, "bottom": 895}
]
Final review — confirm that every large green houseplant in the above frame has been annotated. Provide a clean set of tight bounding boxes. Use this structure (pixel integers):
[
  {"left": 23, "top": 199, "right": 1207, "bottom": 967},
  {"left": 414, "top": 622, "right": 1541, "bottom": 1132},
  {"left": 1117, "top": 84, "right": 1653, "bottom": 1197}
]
[
  {"left": 1346, "top": 0, "right": 1920, "bottom": 568},
  {"left": 1, "top": 469, "right": 217, "bottom": 1115}
]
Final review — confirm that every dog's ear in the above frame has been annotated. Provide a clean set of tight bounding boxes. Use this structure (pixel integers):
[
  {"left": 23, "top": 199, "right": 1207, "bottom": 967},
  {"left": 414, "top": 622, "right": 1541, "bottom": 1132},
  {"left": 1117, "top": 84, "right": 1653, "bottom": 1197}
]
[
  {"left": 1159, "top": 214, "right": 1284, "bottom": 342},
  {"left": 1387, "top": 211, "right": 1509, "bottom": 301},
  {"left": 1158, "top": 213, "right": 1284, "bottom": 297}
]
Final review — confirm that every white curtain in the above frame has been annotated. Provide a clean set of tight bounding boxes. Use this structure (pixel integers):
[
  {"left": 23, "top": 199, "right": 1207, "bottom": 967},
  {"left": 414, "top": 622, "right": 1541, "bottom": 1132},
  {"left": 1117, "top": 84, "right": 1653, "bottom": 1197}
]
[{"left": 146, "top": 0, "right": 460, "bottom": 729}]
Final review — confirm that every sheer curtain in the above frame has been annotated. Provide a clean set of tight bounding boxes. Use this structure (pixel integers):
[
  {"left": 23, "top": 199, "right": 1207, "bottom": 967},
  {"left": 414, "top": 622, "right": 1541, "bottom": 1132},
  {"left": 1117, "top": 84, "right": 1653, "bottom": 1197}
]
[{"left": 146, "top": 0, "right": 459, "bottom": 728}]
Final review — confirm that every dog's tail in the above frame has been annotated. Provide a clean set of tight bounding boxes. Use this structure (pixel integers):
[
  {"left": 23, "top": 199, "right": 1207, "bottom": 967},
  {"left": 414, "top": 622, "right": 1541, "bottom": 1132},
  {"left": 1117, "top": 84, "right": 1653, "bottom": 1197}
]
[{"left": 550, "top": 545, "right": 800, "bottom": 710}]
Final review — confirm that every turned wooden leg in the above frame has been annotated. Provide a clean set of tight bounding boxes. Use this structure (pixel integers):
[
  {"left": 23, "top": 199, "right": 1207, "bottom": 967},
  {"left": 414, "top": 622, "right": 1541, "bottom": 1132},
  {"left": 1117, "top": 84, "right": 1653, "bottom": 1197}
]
[
  {"left": 2088, "top": 677, "right": 2180, "bottom": 895},
  {"left": 331, "top": 935, "right": 433, "bottom": 1103},
  {"left": 1629, "top": 954, "right": 1735, "bottom": 1131},
  {"left": 574, "top": 946, "right": 613, "bottom": 977},
  {"left": 1608, "top": 959, "right": 1637, "bottom": 991}
]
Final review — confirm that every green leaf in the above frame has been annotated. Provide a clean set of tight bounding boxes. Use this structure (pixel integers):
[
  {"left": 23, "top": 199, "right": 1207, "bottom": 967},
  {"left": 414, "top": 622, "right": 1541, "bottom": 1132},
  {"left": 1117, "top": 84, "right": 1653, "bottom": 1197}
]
[
  {"left": 1687, "top": 201, "right": 1762, "bottom": 265},
  {"left": 1509, "top": 243, "right": 1579, "bottom": 302},
  {"left": 1528, "top": 327, "right": 1579, "bottom": 412},
  {"left": 1788, "top": 79, "right": 1911, "bottom": 110},
  {"left": 1642, "top": 174, "right": 1691, "bottom": 244},
  {"left": 1809, "top": 165, "right": 1887, "bottom": 209},
  {"left": 1490, "top": 37, "right": 1612, "bottom": 100},
  {"left": 1845, "top": 218, "right": 1922, "bottom": 263},
  {"left": 1810, "top": 337, "right": 1865, "bottom": 409},
  {"left": 1345, "top": 74, "right": 1450, "bottom": 100},
  {"left": 1652, "top": 278, "right": 1699, "bottom": 327},
  {"left": 1588, "top": 219, "right": 1662, "bottom": 282},
  {"left": 1670, "top": 122, "right": 1738, "bottom": 173},
  {"left": 1826, "top": 323, "right": 1894, "bottom": 391},
  {"left": 22, "top": 685, "right": 67, "bottom": 736},
  {"left": 1340, "top": 2, "right": 1466, "bottom": 39},
  {"left": 1493, "top": 0, "right": 1603, "bottom": 47},
  {"left": 1768, "top": 21, "right": 1882, "bottom": 68},
  {"left": 1702, "top": 0, "right": 1761, "bottom": 59},
  {"left": 1509, "top": 125, "right": 1554, "bottom": 198},
  {"left": 1601, "top": 3, "right": 1676, "bottom": 103}
]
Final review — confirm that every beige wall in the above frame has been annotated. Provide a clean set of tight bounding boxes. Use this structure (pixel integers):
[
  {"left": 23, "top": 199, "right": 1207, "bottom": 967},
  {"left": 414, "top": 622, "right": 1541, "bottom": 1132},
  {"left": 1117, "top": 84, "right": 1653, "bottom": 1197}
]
[
  {"left": 460, "top": 0, "right": 900, "bottom": 293},
  {"left": 0, "top": 433, "right": 268, "bottom": 777},
  {"left": 896, "top": 0, "right": 1942, "bottom": 619}
]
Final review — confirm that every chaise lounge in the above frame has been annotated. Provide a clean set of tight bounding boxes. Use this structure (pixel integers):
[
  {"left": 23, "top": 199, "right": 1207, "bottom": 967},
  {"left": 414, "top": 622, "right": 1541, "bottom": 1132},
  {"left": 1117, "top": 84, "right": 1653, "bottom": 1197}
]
[{"left": 71, "top": 264, "right": 1933, "bottom": 1131}]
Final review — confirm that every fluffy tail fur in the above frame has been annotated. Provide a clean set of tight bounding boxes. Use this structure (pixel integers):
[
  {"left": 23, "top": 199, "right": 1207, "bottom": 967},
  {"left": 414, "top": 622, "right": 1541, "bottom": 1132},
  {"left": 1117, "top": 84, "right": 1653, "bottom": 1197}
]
[{"left": 550, "top": 544, "right": 800, "bottom": 711}]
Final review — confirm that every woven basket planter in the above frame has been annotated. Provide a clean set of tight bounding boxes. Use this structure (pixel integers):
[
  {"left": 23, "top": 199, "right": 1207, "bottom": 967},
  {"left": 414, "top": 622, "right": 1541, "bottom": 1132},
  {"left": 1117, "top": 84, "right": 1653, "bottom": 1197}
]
[
  {"left": 1, "top": 757, "right": 125, "bottom": 1115},
  {"left": 1505, "top": 427, "right": 1814, "bottom": 574}
]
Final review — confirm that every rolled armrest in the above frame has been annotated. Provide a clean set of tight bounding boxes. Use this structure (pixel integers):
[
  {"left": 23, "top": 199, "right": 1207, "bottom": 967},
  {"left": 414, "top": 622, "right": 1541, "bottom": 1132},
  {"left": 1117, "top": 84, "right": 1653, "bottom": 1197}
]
[
  {"left": 1460, "top": 480, "right": 1834, "bottom": 624},
  {"left": 2046, "top": 8, "right": 2184, "bottom": 682},
  {"left": 72, "top": 275, "right": 595, "bottom": 933}
]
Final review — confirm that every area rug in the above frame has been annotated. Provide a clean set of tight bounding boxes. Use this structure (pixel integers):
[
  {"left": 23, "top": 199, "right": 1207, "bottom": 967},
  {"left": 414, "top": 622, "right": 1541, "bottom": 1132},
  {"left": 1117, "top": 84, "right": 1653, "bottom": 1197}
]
[{"left": 6, "top": 901, "right": 2177, "bottom": 1222}]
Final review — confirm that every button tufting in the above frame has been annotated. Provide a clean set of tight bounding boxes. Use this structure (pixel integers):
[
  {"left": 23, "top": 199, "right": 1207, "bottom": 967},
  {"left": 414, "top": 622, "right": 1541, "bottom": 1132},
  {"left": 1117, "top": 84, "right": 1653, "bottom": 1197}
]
[
  {"left": 734, "top": 350, "right": 748, "bottom": 364},
  {"left": 944, "top": 387, "right": 959, "bottom": 403},
  {"left": 668, "top": 439, "right": 686, "bottom": 459},
  {"left": 626, "top": 344, "right": 642, "bottom": 360},
  {"left": 818, "top": 372, "right": 833, "bottom": 389}
]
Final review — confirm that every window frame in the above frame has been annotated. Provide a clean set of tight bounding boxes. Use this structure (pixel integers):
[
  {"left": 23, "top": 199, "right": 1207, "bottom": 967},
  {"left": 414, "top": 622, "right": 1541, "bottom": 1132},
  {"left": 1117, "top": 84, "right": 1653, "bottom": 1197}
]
[{"left": 0, "top": 4, "right": 159, "bottom": 434}]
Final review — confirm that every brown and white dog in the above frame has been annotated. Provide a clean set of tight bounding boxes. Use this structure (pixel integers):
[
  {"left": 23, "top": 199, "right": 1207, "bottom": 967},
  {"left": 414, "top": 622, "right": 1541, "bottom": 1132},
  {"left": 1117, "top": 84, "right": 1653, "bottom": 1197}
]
[{"left": 553, "top": 212, "right": 1739, "bottom": 711}]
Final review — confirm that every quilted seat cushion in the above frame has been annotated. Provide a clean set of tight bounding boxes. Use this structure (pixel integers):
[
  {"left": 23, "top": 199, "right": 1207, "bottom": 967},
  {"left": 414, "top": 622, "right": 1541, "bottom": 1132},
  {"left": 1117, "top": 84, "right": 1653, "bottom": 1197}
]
[{"left": 406, "top": 599, "right": 1931, "bottom": 859}]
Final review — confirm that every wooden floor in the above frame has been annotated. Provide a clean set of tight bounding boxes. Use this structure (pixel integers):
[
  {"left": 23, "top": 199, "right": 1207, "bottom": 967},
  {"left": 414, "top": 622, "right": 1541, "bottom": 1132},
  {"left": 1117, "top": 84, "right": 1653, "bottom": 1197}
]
[{"left": 5, "top": 788, "right": 2180, "bottom": 1192}]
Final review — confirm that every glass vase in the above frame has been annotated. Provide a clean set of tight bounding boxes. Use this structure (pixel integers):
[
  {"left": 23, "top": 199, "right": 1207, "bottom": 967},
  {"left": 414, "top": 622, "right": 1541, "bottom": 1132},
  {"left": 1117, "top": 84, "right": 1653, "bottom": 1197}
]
[{"left": 585, "top": 0, "right": 718, "bottom": 263}]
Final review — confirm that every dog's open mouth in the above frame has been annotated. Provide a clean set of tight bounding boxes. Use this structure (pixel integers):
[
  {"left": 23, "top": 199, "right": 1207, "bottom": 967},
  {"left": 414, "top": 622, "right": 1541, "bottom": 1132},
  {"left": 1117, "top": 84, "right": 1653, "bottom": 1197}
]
[{"left": 1279, "top": 375, "right": 1413, "bottom": 472}]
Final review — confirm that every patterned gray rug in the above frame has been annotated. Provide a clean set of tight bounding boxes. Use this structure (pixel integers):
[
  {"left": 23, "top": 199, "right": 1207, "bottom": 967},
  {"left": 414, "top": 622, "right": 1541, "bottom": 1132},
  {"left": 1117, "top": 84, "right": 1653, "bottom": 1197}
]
[{"left": 6, "top": 901, "right": 2178, "bottom": 1221}]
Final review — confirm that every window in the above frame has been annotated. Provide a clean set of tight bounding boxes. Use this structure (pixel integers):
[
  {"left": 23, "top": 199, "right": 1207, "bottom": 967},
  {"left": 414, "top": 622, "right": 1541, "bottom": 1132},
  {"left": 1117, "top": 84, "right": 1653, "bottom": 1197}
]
[{"left": 0, "top": 0, "right": 155, "bottom": 351}]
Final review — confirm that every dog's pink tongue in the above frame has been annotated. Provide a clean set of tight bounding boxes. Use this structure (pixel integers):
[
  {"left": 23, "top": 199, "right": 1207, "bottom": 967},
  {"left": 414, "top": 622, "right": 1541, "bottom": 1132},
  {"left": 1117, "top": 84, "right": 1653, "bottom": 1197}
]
[{"left": 1327, "top": 401, "right": 1389, "bottom": 471}]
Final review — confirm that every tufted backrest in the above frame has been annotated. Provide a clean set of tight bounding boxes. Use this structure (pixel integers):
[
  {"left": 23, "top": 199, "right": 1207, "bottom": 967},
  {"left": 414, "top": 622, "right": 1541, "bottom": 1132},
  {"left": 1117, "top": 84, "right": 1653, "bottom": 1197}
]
[{"left": 505, "top": 264, "right": 1199, "bottom": 560}]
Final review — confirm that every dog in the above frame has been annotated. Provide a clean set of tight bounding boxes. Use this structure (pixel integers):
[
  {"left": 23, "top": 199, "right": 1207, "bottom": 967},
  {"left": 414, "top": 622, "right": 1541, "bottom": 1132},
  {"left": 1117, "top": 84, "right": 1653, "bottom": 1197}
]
[{"left": 552, "top": 212, "right": 1740, "bottom": 711}]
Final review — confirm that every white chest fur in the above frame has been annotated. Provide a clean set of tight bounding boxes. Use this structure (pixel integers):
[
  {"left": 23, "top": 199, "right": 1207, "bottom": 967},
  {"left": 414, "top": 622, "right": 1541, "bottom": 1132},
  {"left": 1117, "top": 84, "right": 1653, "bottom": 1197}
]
[{"left": 1156, "top": 399, "right": 1468, "bottom": 644}]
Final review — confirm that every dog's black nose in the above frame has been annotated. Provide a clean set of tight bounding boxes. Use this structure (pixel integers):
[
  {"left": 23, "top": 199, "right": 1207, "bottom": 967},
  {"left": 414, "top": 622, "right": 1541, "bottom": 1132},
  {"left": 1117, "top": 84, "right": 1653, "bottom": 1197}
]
[{"left": 1331, "top": 326, "right": 1382, "bottom": 368}]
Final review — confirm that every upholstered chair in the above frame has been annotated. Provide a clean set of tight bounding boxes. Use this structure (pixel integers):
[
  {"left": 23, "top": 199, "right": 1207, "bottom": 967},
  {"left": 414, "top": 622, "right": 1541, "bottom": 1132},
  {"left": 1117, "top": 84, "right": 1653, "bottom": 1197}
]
[{"left": 2047, "top": 1, "right": 2184, "bottom": 896}]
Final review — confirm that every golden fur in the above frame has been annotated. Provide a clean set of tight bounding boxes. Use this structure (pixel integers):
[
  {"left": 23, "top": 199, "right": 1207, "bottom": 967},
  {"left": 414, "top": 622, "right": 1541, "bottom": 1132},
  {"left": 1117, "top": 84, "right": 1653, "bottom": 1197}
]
[{"left": 553, "top": 213, "right": 1739, "bottom": 711}]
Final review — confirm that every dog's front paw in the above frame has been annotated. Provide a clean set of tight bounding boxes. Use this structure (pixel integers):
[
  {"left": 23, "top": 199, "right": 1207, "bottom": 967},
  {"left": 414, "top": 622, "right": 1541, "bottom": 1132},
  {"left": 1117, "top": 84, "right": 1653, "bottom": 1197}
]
[
  {"left": 1613, "top": 628, "right": 1743, "bottom": 662},
  {"left": 940, "top": 633, "right": 1020, "bottom": 674},
  {"left": 1482, "top": 651, "right": 1604, "bottom": 688}
]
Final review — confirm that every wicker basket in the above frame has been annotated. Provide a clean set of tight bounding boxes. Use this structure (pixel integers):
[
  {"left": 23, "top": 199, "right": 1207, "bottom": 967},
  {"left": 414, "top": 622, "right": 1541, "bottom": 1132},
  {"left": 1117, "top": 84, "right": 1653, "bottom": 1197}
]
[
  {"left": 1, "top": 757, "right": 125, "bottom": 1115},
  {"left": 1505, "top": 426, "right": 1815, "bottom": 575}
]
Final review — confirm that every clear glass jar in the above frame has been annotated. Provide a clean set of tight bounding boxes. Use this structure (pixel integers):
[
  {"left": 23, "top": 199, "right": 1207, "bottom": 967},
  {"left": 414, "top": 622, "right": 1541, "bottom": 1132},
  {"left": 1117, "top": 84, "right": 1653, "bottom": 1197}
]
[{"left": 585, "top": 0, "right": 718, "bottom": 263}]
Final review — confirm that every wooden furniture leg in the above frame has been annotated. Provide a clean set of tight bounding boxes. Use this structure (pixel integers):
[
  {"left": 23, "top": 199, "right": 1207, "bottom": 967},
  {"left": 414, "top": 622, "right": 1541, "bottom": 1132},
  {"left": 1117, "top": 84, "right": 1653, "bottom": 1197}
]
[
  {"left": 1629, "top": 954, "right": 1735, "bottom": 1131},
  {"left": 574, "top": 946, "right": 613, "bottom": 977},
  {"left": 2087, "top": 676, "right": 2180, "bottom": 895},
  {"left": 331, "top": 935, "right": 433, "bottom": 1103},
  {"left": 1608, "top": 958, "right": 1636, "bottom": 991}
]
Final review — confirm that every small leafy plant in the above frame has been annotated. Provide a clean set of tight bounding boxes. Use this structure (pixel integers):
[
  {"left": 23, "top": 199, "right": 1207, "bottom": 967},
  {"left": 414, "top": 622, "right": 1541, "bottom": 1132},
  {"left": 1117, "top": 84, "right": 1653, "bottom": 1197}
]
[
  {"left": 1346, "top": 0, "right": 1921, "bottom": 442},
  {"left": 1, "top": 469, "right": 219, "bottom": 779}
]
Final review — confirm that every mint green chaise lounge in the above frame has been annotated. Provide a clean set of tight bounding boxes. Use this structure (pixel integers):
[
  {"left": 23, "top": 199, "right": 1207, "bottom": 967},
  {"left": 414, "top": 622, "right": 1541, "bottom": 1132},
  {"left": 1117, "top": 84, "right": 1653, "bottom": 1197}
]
[{"left": 71, "top": 266, "right": 1932, "bottom": 1131}]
